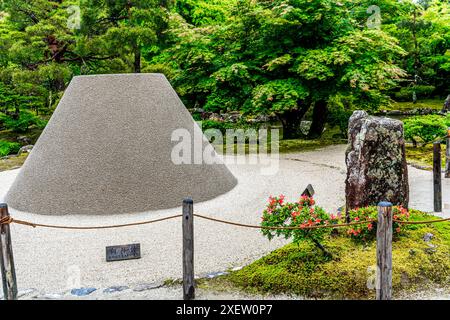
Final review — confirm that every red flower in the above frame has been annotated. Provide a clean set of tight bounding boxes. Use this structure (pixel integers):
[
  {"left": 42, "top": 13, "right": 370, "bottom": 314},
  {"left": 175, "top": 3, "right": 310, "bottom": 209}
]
[
  {"left": 367, "top": 223, "right": 373, "bottom": 231},
  {"left": 354, "top": 217, "right": 360, "bottom": 221}
]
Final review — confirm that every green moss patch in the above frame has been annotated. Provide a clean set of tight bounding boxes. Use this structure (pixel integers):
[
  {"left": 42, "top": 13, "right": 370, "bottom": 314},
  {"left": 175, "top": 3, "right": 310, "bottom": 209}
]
[
  {"left": 0, "top": 153, "right": 28, "bottom": 172},
  {"left": 205, "top": 212, "right": 450, "bottom": 299},
  {"left": 384, "top": 100, "right": 444, "bottom": 111},
  {"left": 406, "top": 144, "right": 446, "bottom": 170}
]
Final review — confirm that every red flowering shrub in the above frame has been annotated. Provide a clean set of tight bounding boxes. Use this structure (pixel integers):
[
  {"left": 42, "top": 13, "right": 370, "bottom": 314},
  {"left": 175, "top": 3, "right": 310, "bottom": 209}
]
[
  {"left": 261, "top": 194, "right": 412, "bottom": 252},
  {"left": 346, "top": 205, "right": 410, "bottom": 242},
  {"left": 261, "top": 195, "right": 339, "bottom": 256}
]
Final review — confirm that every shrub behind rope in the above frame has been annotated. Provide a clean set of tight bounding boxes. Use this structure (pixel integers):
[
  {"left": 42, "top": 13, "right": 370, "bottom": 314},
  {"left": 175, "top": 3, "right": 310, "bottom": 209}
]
[{"left": 1, "top": 213, "right": 448, "bottom": 230}]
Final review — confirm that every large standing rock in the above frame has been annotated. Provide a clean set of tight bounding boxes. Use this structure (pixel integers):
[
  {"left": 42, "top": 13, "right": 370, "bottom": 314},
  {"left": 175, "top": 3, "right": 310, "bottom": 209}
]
[{"left": 345, "top": 110, "right": 409, "bottom": 210}]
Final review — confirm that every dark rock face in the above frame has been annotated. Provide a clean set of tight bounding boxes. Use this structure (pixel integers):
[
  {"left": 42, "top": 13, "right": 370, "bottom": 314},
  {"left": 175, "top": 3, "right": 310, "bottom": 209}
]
[{"left": 345, "top": 111, "right": 409, "bottom": 210}]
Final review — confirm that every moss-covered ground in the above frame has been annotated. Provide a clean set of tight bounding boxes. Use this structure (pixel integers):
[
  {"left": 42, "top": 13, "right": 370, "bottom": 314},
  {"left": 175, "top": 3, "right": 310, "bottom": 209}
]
[
  {"left": 214, "top": 125, "right": 347, "bottom": 155},
  {"left": 384, "top": 99, "right": 443, "bottom": 111},
  {"left": 198, "top": 210, "right": 450, "bottom": 299},
  {"left": 0, "top": 153, "right": 28, "bottom": 171},
  {"left": 406, "top": 144, "right": 446, "bottom": 170}
]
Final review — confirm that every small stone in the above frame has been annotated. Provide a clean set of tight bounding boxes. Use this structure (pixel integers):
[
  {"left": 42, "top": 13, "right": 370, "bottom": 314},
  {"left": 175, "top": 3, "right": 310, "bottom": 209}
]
[
  {"left": 18, "top": 145, "right": 33, "bottom": 155},
  {"left": 208, "top": 113, "right": 224, "bottom": 121},
  {"left": 41, "top": 293, "right": 63, "bottom": 300},
  {"left": 18, "top": 288, "right": 38, "bottom": 298},
  {"left": 17, "top": 136, "right": 32, "bottom": 144},
  {"left": 206, "top": 271, "right": 228, "bottom": 278},
  {"left": 70, "top": 287, "right": 97, "bottom": 296},
  {"left": 133, "top": 283, "right": 162, "bottom": 292},
  {"left": 423, "top": 233, "right": 434, "bottom": 242},
  {"left": 231, "top": 266, "right": 243, "bottom": 271},
  {"left": 425, "top": 243, "right": 437, "bottom": 254},
  {"left": 103, "top": 286, "right": 129, "bottom": 293}
]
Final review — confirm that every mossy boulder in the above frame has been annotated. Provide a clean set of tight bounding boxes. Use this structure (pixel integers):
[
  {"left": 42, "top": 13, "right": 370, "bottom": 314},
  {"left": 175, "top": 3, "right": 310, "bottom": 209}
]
[{"left": 346, "top": 110, "right": 409, "bottom": 209}]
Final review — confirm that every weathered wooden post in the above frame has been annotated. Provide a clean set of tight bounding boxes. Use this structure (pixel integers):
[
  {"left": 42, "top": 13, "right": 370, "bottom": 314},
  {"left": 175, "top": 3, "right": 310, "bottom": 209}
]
[
  {"left": 182, "top": 198, "right": 195, "bottom": 300},
  {"left": 0, "top": 203, "right": 18, "bottom": 300},
  {"left": 445, "top": 128, "right": 450, "bottom": 178},
  {"left": 376, "top": 202, "right": 393, "bottom": 300},
  {"left": 433, "top": 142, "right": 442, "bottom": 212}
]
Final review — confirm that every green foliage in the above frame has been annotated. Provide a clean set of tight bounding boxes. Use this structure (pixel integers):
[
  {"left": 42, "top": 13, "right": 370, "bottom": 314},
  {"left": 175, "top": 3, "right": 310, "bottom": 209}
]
[
  {"left": 0, "top": 0, "right": 449, "bottom": 141},
  {"left": 403, "top": 115, "right": 447, "bottom": 145},
  {"left": 198, "top": 119, "right": 234, "bottom": 133},
  {"left": 0, "top": 140, "right": 20, "bottom": 157},
  {"left": 251, "top": 79, "right": 309, "bottom": 115},
  {"left": 175, "top": 0, "right": 236, "bottom": 26},
  {"left": 346, "top": 206, "right": 410, "bottom": 242},
  {"left": 394, "top": 85, "right": 437, "bottom": 101},
  {"left": 163, "top": 0, "right": 408, "bottom": 138},
  {"left": 326, "top": 94, "right": 356, "bottom": 137},
  {"left": 0, "top": 111, "right": 47, "bottom": 133}
]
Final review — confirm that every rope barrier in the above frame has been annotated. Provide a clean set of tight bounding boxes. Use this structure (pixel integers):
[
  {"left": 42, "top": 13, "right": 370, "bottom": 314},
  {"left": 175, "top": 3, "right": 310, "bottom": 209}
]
[
  {"left": 193, "top": 214, "right": 375, "bottom": 230},
  {"left": 0, "top": 214, "right": 182, "bottom": 230},
  {"left": 393, "top": 216, "right": 450, "bottom": 224},
  {"left": 0, "top": 213, "right": 448, "bottom": 230}
]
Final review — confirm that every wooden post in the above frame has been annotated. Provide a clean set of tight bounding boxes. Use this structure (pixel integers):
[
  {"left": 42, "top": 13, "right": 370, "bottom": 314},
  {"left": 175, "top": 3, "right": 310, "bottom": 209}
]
[
  {"left": 0, "top": 203, "right": 18, "bottom": 300},
  {"left": 376, "top": 202, "right": 393, "bottom": 300},
  {"left": 433, "top": 142, "right": 442, "bottom": 212},
  {"left": 182, "top": 198, "right": 195, "bottom": 300},
  {"left": 446, "top": 128, "right": 450, "bottom": 178}
]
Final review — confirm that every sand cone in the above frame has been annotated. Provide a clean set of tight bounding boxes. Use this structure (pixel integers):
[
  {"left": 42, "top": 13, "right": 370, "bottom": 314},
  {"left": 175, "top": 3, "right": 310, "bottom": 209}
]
[{"left": 6, "top": 74, "right": 237, "bottom": 215}]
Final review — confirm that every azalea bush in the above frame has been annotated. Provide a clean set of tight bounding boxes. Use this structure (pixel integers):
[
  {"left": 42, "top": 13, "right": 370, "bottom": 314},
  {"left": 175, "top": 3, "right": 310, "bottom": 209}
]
[
  {"left": 261, "top": 194, "right": 412, "bottom": 256},
  {"left": 261, "top": 195, "right": 339, "bottom": 257},
  {"left": 346, "top": 205, "right": 410, "bottom": 242}
]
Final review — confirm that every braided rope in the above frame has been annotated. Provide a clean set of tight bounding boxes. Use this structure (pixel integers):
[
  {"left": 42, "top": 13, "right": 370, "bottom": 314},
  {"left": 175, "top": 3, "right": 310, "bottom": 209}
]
[
  {"left": 0, "top": 214, "right": 182, "bottom": 230},
  {"left": 0, "top": 213, "right": 448, "bottom": 230},
  {"left": 193, "top": 214, "right": 375, "bottom": 230}
]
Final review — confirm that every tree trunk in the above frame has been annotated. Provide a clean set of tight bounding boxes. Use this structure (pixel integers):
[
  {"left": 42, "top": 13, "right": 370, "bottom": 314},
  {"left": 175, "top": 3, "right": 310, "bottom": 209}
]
[
  {"left": 277, "top": 107, "right": 309, "bottom": 140},
  {"left": 312, "top": 238, "right": 332, "bottom": 259},
  {"left": 134, "top": 46, "right": 141, "bottom": 73},
  {"left": 308, "top": 100, "right": 327, "bottom": 139}
]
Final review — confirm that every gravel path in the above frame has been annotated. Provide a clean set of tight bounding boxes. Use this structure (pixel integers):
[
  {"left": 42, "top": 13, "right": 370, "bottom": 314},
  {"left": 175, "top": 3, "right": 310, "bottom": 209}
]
[{"left": 0, "top": 144, "right": 448, "bottom": 299}]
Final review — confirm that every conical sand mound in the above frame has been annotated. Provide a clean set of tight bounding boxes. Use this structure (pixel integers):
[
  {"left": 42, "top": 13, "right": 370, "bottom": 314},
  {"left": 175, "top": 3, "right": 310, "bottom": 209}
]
[{"left": 6, "top": 74, "right": 237, "bottom": 215}]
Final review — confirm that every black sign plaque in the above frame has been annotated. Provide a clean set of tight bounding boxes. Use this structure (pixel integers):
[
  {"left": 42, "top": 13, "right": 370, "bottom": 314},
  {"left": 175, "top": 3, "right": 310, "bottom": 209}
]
[{"left": 106, "top": 243, "right": 141, "bottom": 262}]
